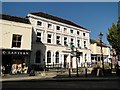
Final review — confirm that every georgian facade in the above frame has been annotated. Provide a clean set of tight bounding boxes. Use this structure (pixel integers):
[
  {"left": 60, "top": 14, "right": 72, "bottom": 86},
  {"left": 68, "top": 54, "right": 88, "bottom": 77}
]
[{"left": 28, "top": 12, "right": 91, "bottom": 68}]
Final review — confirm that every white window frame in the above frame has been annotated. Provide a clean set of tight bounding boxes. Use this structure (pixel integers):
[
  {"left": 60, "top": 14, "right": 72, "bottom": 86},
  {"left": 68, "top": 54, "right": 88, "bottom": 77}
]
[
  {"left": 48, "top": 23, "right": 53, "bottom": 29},
  {"left": 56, "top": 25, "right": 60, "bottom": 30},
  {"left": 47, "top": 33, "right": 53, "bottom": 44},
  {"left": 63, "top": 27, "right": 67, "bottom": 33},
  {"left": 47, "top": 51, "right": 51, "bottom": 63},
  {"left": 64, "top": 36, "right": 68, "bottom": 46},
  {"left": 36, "top": 30, "right": 43, "bottom": 42},
  {"left": 77, "top": 39, "right": 81, "bottom": 48},
  {"left": 37, "top": 21, "right": 43, "bottom": 27},
  {"left": 56, "top": 35, "right": 61, "bottom": 45}
]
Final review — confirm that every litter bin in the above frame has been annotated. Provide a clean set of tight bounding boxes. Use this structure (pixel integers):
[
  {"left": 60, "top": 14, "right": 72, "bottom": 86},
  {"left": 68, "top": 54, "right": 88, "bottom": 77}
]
[{"left": 29, "top": 69, "right": 35, "bottom": 76}]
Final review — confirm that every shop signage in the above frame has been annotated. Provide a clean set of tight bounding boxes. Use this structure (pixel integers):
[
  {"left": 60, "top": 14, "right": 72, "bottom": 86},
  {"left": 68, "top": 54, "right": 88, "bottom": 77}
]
[{"left": 2, "top": 50, "right": 30, "bottom": 55}]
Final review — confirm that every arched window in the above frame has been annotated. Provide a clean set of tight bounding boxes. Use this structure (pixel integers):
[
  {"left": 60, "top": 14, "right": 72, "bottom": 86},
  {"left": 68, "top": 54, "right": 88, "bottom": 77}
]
[
  {"left": 35, "top": 51, "right": 41, "bottom": 63},
  {"left": 47, "top": 51, "right": 51, "bottom": 63},
  {"left": 55, "top": 52, "right": 59, "bottom": 63}
]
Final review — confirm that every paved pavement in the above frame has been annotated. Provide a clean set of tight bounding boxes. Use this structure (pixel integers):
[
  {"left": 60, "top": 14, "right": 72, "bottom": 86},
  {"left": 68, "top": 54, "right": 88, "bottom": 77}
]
[{"left": 1, "top": 72, "right": 120, "bottom": 82}]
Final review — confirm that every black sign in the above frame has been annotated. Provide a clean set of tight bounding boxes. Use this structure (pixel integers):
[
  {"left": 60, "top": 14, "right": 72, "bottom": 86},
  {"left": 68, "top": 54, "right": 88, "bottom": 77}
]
[{"left": 2, "top": 49, "right": 30, "bottom": 56}]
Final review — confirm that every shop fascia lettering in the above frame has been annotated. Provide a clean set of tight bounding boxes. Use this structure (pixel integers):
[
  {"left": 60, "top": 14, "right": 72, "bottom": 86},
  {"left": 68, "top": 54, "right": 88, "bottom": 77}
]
[{"left": 2, "top": 50, "right": 29, "bottom": 55}]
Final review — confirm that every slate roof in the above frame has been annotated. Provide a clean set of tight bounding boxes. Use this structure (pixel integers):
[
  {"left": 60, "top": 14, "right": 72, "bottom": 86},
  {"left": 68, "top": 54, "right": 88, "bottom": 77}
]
[
  {"left": 0, "top": 14, "right": 30, "bottom": 24},
  {"left": 90, "top": 39, "right": 109, "bottom": 47},
  {"left": 30, "top": 12, "right": 88, "bottom": 30}
]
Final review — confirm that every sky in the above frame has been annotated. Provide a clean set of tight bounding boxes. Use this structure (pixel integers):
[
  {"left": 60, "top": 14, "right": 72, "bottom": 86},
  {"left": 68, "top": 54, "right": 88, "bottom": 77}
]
[{"left": 2, "top": 2, "right": 119, "bottom": 45}]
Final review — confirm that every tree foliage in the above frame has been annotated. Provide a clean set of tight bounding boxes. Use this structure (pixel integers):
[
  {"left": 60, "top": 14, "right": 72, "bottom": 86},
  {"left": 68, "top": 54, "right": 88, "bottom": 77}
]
[{"left": 107, "top": 17, "right": 120, "bottom": 55}]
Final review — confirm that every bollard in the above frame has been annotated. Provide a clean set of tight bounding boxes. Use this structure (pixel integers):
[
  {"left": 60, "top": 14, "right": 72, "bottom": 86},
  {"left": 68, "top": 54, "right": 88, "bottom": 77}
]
[
  {"left": 85, "top": 68, "right": 87, "bottom": 77},
  {"left": 69, "top": 68, "right": 71, "bottom": 77}
]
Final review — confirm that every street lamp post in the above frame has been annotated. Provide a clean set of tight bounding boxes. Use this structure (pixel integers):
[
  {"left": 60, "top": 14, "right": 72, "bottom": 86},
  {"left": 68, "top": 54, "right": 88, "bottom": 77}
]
[
  {"left": 76, "top": 48, "right": 79, "bottom": 77},
  {"left": 70, "top": 42, "right": 79, "bottom": 77},
  {"left": 99, "top": 32, "right": 104, "bottom": 76}
]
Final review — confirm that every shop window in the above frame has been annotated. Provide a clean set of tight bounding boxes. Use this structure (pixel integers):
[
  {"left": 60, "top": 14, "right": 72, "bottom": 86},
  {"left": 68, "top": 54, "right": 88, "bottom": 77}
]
[
  {"left": 47, "top": 51, "right": 51, "bottom": 63},
  {"left": 35, "top": 51, "right": 41, "bottom": 63},
  {"left": 12, "top": 34, "right": 22, "bottom": 48},
  {"left": 55, "top": 52, "right": 59, "bottom": 63}
]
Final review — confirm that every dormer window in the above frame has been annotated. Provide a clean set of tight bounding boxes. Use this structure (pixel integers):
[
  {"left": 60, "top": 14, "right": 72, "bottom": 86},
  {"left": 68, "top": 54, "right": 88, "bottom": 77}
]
[
  {"left": 56, "top": 26, "right": 60, "bottom": 30},
  {"left": 37, "top": 21, "right": 42, "bottom": 26}
]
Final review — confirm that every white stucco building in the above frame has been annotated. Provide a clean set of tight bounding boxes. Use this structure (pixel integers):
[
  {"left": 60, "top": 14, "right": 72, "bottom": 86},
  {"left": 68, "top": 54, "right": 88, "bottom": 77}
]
[
  {"left": 27, "top": 12, "right": 91, "bottom": 69},
  {"left": 0, "top": 14, "right": 32, "bottom": 74}
]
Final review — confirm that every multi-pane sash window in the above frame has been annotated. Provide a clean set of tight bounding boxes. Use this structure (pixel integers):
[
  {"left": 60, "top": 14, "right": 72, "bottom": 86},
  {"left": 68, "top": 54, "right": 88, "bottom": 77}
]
[
  {"left": 70, "top": 30, "right": 73, "bottom": 34},
  {"left": 55, "top": 52, "right": 59, "bottom": 63},
  {"left": 56, "top": 26, "right": 60, "bottom": 30},
  {"left": 77, "top": 31, "right": 79, "bottom": 35},
  {"left": 47, "top": 51, "right": 51, "bottom": 63},
  {"left": 56, "top": 36, "right": 60, "bottom": 45},
  {"left": 71, "top": 38, "right": 73, "bottom": 43},
  {"left": 12, "top": 34, "right": 22, "bottom": 48},
  {"left": 37, "top": 21, "right": 42, "bottom": 26},
  {"left": 48, "top": 24, "right": 52, "bottom": 29},
  {"left": 83, "top": 33, "right": 86, "bottom": 36},
  {"left": 64, "top": 28, "right": 67, "bottom": 33},
  {"left": 77, "top": 40, "right": 80, "bottom": 48},
  {"left": 36, "top": 32, "right": 41, "bottom": 42},
  {"left": 84, "top": 41, "right": 87, "bottom": 48},
  {"left": 47, "top": 34, "right": 52, "bottom": 43},
  {"left": 64, "top": 37, "right": 68, "bottom": 46}
]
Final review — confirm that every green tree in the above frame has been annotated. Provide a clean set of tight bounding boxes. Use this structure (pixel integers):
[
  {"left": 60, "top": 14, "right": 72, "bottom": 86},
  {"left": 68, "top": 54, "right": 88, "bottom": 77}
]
[{"left": 107, "top": 17, "right": 120, "bottom": 60}]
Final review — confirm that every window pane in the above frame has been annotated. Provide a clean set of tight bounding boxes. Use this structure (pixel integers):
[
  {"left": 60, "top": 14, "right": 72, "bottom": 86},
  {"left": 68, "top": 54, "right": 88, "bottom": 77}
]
[
  {"left": 12, "top": 34, "right": 22, "bottom": 48},
  {"left": 83, "top": 33, "right": 85, "bottom": 36},
  {"left": 55, "top": 52, "right": 59, "bottom": 63},
  {"left": 56, "top": 26, "right": 60, "bottom": 30},
  {"left": 47, "top": 39, "right": 51, "bottom": 43},
  {"left": 17, "top": 42, "right": 21, "bottom": 47},
  {"left": 37, "top": 21, "right": 42, "bottom": 26},
  {"left": 47, "top": 51, "right": 51, "bottom": 63},
  {"left": 48, "top": 34, "right": 51, "bottom": 38},
  {"left": 70, "top": 30, "right": 73, "bottom": 33},
  {"left": 48, "top": 24, "right": 52, "bottom": 29},
  {"left": 37, "top": 32, "right": 41, "bottom": 36}
]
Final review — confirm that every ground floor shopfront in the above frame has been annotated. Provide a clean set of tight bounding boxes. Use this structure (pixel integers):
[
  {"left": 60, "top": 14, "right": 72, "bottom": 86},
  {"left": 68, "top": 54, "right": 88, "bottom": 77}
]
[{"left": 2, "top": 49, "right": 31, "bottom": 74}]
